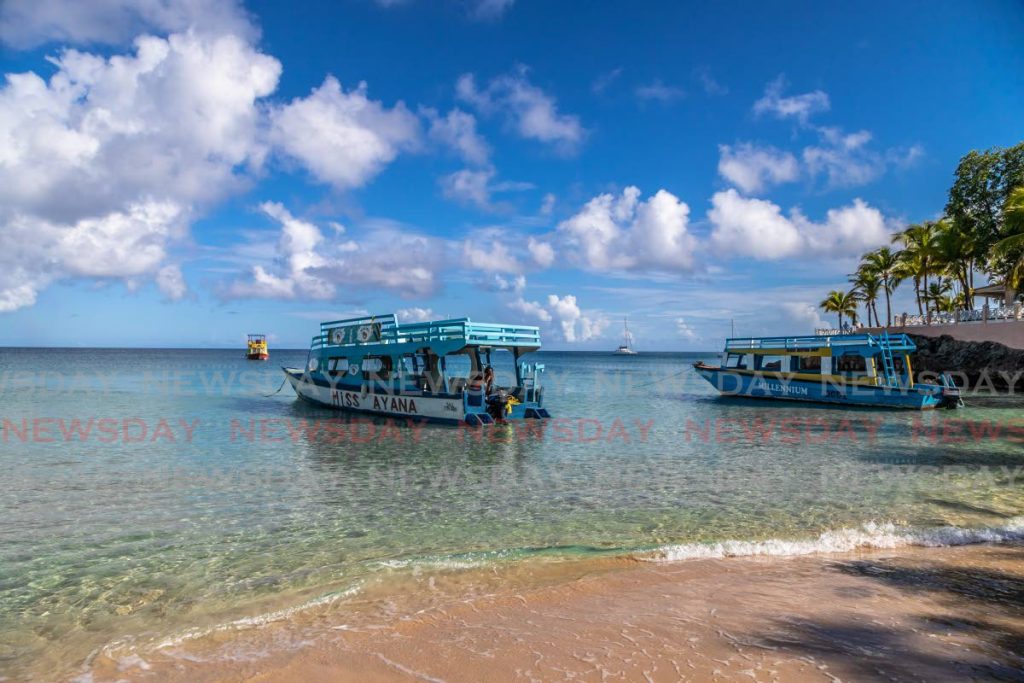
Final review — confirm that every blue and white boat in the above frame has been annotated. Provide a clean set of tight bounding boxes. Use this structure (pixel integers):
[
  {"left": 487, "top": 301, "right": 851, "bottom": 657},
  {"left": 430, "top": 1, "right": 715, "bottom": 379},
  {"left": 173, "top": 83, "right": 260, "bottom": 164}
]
[
  {"left": 283, "top": 313, "right": 550, "bottom": 426},
  {"left": 694, "top": 333, "right": 962, "bottom": 409}
]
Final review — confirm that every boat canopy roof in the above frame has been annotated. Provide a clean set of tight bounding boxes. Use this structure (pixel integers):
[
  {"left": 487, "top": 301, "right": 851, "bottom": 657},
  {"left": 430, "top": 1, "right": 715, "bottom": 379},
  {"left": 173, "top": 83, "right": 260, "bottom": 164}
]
[
  {"left": 725, "top": 333, "right": 916, "bottom": 354},
  {"left": 310, "top": 313, "right": 541, "bottom": 357}
]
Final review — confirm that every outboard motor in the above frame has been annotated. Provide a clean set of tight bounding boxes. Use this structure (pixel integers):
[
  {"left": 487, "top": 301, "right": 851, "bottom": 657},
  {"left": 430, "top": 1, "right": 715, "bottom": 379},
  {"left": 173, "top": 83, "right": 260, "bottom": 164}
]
[
  {"left": 486, "top": 391, "right": 511, "bottom": 422},
  {"left": 939, "top": 373, "right": 964, "bottom": 409}
]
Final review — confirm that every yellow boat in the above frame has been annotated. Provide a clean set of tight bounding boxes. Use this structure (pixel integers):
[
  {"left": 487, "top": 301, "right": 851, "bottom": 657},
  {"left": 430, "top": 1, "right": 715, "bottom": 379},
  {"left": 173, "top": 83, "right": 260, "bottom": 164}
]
[{"left": 246, "top": 334, "right": 268, "bottom": 360}]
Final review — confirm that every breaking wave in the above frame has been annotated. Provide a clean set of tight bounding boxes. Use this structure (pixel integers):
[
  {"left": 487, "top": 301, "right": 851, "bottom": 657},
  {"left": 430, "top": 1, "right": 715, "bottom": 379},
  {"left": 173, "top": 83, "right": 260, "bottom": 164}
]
[{"left": 643, "top": 518, "right": 1024, "bottom": 562}]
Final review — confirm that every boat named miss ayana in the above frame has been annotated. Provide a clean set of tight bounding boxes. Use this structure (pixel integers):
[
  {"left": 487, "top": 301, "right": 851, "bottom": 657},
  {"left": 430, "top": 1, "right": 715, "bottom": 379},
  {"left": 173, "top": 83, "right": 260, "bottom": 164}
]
[
  {"left": 694, "top": 332, "right": 961, "bottom": 409},
  {"left": 284, "top": 313, "right": 550, "bottom": 425}
]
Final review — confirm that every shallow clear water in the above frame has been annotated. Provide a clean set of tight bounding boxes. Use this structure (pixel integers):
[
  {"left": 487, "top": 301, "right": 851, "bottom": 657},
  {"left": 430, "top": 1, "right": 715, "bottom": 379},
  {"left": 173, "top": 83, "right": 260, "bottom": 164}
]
[{"left": 1, "top": 348, "right": 1023, "bottom": 680}]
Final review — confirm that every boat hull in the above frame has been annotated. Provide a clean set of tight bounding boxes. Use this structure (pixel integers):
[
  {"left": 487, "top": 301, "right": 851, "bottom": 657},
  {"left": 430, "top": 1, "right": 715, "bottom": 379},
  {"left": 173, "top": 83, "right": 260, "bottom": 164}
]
[
  {"left": 282, "top": 368, "right": 551, "bottom": 425},
  {"left": 246, "top": 352, "right": 269, "bottom": 361},
  {"left": 283, "top": 368, "right": 467, "bottom": 423},
  {"left": 693, "top": 364, "right": 949, "bottom": 410}
]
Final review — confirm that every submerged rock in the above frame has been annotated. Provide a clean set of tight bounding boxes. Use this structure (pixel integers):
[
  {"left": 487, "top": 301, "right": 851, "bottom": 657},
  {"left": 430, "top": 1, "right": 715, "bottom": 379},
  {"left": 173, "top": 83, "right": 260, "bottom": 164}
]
[{"left": 908, "top": 334, "right": 1024, "bottom": 392}]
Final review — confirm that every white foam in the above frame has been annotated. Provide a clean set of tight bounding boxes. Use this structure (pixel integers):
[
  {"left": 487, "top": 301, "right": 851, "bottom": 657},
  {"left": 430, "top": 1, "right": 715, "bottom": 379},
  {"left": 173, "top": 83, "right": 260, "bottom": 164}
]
[
  {"left": 643, "top": 518, "right": 1024, "bottom": 563},
  {"left": 377, "top": 556, "right": 488, "bottom": 572},
  {"left": 81, "top": 581, "right": 364, "bottom": 677},
  {"left": 151, "top": 583, "right": 363, "bottom": 650}
]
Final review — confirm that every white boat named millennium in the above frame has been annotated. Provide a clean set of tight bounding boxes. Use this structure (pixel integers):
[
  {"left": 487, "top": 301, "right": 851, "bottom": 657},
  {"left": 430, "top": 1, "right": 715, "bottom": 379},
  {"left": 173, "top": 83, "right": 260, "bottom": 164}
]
[
  {"left": 694, "top": 332, "right": 962, "bottom": 409},
  {"left": 283, "top": 313, "right": 550, "bottom": 426}
]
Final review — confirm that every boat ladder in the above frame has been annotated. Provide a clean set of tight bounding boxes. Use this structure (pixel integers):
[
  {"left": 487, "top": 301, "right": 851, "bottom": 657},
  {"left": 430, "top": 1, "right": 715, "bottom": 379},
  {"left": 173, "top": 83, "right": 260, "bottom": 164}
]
[{"left": 878, "top": 331, "right": 899, "bottom": 387}]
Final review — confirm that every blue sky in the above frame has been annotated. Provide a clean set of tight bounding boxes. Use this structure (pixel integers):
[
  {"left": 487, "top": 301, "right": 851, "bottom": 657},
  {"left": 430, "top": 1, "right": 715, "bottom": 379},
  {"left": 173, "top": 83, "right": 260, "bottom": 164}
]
[{"left": 0, "top": 0, "right": 1022, "bottom": 349}]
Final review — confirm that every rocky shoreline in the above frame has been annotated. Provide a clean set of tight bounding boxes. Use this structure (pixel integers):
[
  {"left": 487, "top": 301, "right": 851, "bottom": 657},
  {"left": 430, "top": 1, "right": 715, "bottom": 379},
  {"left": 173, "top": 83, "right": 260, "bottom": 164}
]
[{"left": 908, "top": 334, "right": 1024, "bottom": 392}]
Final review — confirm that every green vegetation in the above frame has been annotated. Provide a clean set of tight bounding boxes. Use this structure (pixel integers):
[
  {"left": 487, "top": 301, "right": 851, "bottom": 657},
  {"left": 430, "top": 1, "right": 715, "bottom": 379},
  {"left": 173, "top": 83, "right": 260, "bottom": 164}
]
[
  {"left": 822, "top": 142, "right": 1024, "bottom": 328},
  {"left": 819, "top": 290, "right": 858, "bottom": 329}
]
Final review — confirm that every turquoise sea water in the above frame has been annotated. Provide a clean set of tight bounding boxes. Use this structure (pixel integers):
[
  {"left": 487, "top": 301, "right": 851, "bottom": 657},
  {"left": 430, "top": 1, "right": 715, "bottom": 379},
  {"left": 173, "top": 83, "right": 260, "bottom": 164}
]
[{"left": 2, "top": 348, "right": 1024, "bottom": 680}]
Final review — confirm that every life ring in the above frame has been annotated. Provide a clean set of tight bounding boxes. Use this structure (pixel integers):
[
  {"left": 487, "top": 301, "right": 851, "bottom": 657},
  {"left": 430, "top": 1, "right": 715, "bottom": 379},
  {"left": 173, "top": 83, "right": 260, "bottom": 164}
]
[
  {"left": 330, "top": 328, "right": 344, "bottom": 345},
  {"left": 357, "top": 325, "right": 372, "bottom": 342}
]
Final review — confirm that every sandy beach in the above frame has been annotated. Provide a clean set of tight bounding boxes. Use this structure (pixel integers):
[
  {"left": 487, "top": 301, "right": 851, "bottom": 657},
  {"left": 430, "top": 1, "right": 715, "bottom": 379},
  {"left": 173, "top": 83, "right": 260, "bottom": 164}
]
[{"left": 80, "top": 541, "right": 1024, "bottom": 682}]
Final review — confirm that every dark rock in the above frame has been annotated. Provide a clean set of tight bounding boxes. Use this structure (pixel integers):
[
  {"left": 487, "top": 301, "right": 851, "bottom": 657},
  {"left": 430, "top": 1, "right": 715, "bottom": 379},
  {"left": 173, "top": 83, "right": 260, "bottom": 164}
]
[{"left": 907, "top": 334, "right": 1024, "bottom": 392}]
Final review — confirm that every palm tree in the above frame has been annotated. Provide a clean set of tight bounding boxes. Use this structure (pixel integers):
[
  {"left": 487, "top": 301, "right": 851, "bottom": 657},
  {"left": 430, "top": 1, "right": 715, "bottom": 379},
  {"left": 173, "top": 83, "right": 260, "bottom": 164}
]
[
  {"left": 934, "top": 292, "right": 960, "bottom": 315},
  {"left": 893, "top": 221, "right": 937, "bottom": 315},
  {"left": 924, "top": 279, "right": 952, "bottom": 312},
  {"left": 991, "top": 186, "right": 1024, "bottom": 291},
  {"left": 860, "top": 247, "right": 904, "bottom": 326},
  {"left": 820, "top": 290, "right": 858, "bottom": 330},
  {"left": 933, "top": 218, "right": 975, "bottom": 308},
  {"left": 849, "top": 268, "right": 882, "bottom": 327}
]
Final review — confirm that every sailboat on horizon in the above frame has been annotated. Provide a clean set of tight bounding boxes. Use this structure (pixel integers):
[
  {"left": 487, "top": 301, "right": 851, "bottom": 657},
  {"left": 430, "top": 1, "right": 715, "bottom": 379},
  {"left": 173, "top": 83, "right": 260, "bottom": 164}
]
[{"left": 613, "top": 317, "right": 638, "bottom": 355}]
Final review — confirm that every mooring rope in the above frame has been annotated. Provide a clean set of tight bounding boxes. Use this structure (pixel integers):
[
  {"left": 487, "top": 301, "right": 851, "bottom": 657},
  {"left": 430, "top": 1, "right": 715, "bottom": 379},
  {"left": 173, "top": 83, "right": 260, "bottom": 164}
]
[{"left": 263, "top": 377, "right": 289, "bottom": 397}]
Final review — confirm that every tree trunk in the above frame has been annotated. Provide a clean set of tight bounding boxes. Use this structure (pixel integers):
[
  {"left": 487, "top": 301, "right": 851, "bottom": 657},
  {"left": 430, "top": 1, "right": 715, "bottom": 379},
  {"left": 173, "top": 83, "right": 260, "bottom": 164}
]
[
  {"left": 923, "top": 270, "right": 930, "bottom": 312},
  {"left": 915, "top": 277, "right": 923, "bottom": 315},
  {"left": 884, "top": 287, "right": 892, "bottom": 327},
  {"left": 968, "top": 264, "right": 975, "bottom": 308}
]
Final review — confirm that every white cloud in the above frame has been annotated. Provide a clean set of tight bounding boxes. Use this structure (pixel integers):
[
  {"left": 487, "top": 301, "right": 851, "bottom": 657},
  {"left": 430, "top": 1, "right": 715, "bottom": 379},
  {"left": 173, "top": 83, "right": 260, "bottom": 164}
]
[
  {"left": 440, "top": 168, "right": 494, "bottom": 209},
  {"left": 422, "top": 106, "right": 489, "bottom": 165},
  {"left": 156, "top": 264, "right": 188, "bottom": 300},
  {"left": 635, "top": 79, "right": 684, "bottom": 102},
  {"left": 397, "top": 307, "right": 434, "bottom": 322},
  {"left": 546, "top": 294, "right": 607, "bottom": 342},
  {"left": 508, "top": 297, "right": 551, "bottom": 322},
  {"left": 461, "top": 234, "right": 522, "bottom": 273},
  {"left": 225, "top": 203, "right": 440, "bottom": 300},
  {"left": 374, "top": 0, "right": 514, "bottom": 20},
  {"left": 0, "top": 0, "right": 257, "bottom": 49},
  {"left": 718, "top": 143, "right": 799, "bottom": 194},
  {"left": 486, "top": 273, "right": 526, "bottom": 293},
  {"left": 498, "top": 279, "right": 606, "bottom": 339},
  {"left": 675, "top": 317, "right": 697, "bottom": 341},
  {"left": 780, "top": 302, "right": 827, "bottom": 332},
  {"left": 0, "top": 31, "right": 280, "bottom": 311},
  {"left": 708, "top": 189, "right": 893, "bottom": 260},
  {"left": 797, "top": 198, "right": 893, "bottom": 255},
  {"left": 889, "top": 144, "right": 925, "bottom": 168},
  {"left": 708, "top": 189, "right": 801, "bottom": 259},
  {"left": 468, "top": 0, "right": 515, "bottom": 21},
  {"left": 457, "top": 67, "right": 585, "bottom": 153},
  {"left": 0, "top": 200, "right": 187, "bottom": 311},
  {"left": 271, "top": 76, "right": 420, "bottom": 189},
  {"left": 753, "top": 75, "right": 829, "bottom": 123},
  {"left": 591, "top": 67, "right": 623, "bottom": 95},
  {"left": 527, "top": 237, "right": 555, "bottom": 267},
  {"left": 439, "top": 167, "right": 532, "bottom": 210},
  {"left": 495, "top": 275, "right": 549, "bottom": 322},
  {"left": 802, "top": 127, "right": 882, "bottom": 187},
  {"left": 539, "top": 192, "right": 556, "bottom": 215},
  {"left": 557, "top": 186, "right": 697, "bottom": 274},
  {"left": 58, "top": 201, "right": 186, "bottom": 277},
  {"left": 694, "top": 67, "right": 727, "bottom": 96}
]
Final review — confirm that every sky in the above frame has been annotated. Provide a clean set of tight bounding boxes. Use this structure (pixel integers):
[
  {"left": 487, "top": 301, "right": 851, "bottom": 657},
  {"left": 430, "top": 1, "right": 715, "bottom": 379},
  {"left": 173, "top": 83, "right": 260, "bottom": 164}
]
[{"left": 0, "top": 0, "right": 1022, "bottom": 350}]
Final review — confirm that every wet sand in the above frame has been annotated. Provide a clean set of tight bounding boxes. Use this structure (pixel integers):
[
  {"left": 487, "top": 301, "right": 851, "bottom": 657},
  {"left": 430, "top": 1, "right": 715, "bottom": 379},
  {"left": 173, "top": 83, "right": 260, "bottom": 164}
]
[{"left": 83, "top": 543, "right": 1024, "bottom": 682}]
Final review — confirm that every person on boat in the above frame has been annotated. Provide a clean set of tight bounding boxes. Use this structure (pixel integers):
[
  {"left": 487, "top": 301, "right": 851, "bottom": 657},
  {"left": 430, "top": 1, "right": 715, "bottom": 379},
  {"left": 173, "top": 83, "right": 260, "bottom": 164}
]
[{"left": 483, "top": 366, "right": 495, "bottom": 395}]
